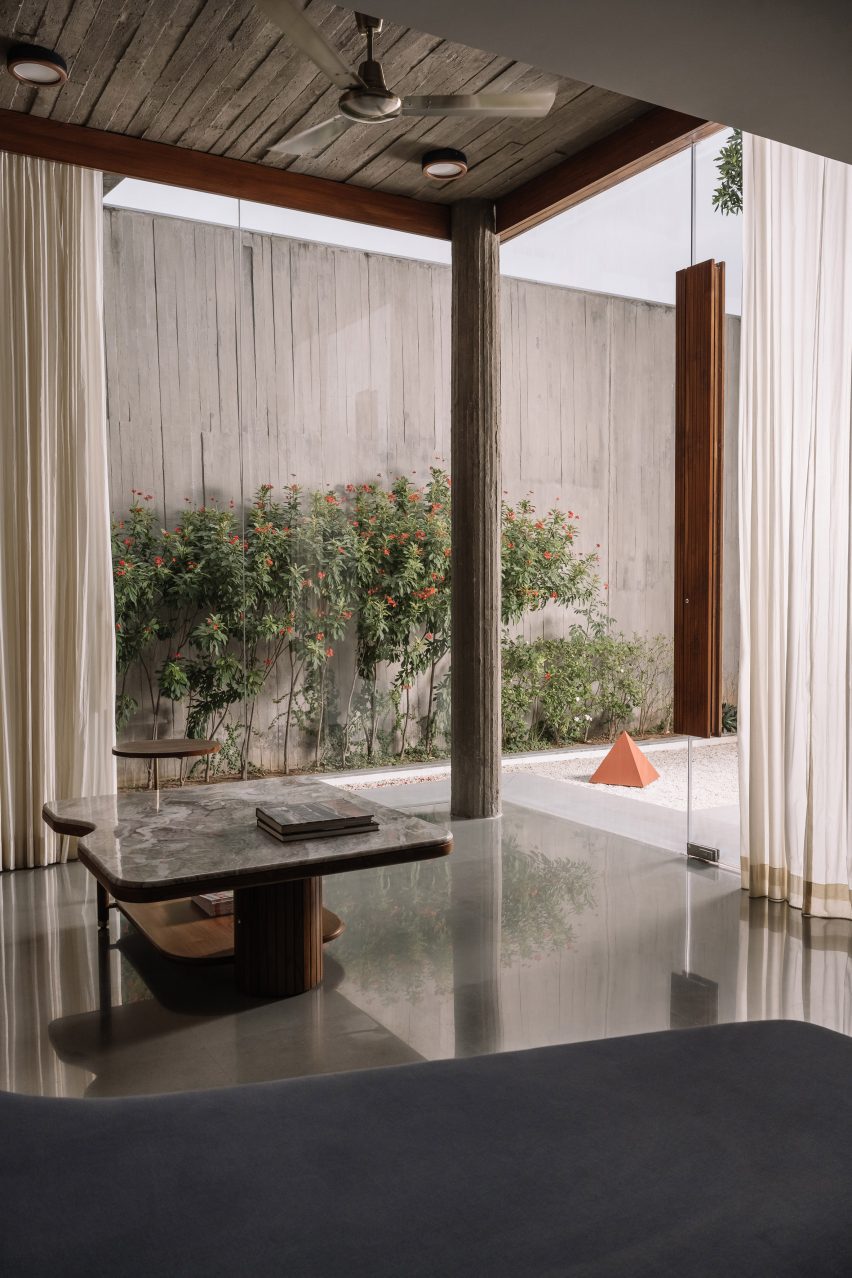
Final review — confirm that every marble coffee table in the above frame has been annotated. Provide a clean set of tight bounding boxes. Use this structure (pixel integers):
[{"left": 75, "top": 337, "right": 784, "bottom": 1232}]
[{"left": 43, "top": 777, "right": 452, "bottom": 998}]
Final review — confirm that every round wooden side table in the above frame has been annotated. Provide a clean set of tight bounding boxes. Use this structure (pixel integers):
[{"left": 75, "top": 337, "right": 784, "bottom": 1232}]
[{"left": 112, "top": 738, "right": 221, "bottom": 791}]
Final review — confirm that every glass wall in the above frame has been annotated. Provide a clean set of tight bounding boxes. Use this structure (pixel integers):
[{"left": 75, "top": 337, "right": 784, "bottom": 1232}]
[
  {"left": 106, "top": 183, "right": 246, "bottom": 787},
  {"left": 106, "top": 177, "right": 455, "bottom": 784},
  {"left": 105, "top": 128, "right": 742, "bottom": 800},
  {"left": 497, "top": 128, "right": 742, "bottom": 858}
]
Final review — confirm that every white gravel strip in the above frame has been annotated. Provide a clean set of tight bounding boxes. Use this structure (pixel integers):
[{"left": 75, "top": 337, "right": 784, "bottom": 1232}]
[
  {"left": 335, "top": 737, "right": 739, "bottom": 812},
  {"left": 512, "top": 741, "right": 739, "bottom": 811}
]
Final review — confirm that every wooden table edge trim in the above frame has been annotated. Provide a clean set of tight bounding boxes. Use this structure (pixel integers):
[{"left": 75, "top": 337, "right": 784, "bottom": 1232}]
[
  {"left": 42, "top": 803, "right": 95, "bottom": 839},
  {"left": 112, "top": 742, "right": 221, "bottom": 759},
  {"left": 73, "top": 834, "right": 453, "bottom": 903}
]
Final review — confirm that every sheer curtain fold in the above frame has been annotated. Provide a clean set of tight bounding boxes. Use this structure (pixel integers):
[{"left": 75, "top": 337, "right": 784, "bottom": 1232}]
[
  {"left": 739, "top": 134, "right": 852, "bottom": 918},
  {"left": 0, "top": 153, "right": 115, "bottom": 870}
]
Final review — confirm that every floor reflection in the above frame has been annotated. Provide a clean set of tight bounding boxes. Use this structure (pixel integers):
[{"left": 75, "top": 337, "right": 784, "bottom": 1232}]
[{"left": 2, "top": 780, "right": 852, "bottom": 1098}]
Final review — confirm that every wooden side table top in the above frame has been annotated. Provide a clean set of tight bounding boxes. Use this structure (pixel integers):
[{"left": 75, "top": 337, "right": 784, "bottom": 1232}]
[{"left": 113, "top": 738, "right": 220, "bottom": 761}]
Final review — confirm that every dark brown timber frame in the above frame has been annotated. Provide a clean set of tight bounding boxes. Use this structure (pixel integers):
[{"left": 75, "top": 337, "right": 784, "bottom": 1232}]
[
  {"left": 674, "top": 259, "right": 725, "bottom": 737},
  {"left": 0, "top": 109, "right": 450, "bottom": 240},
  {"left": 496, "top": 108, "right": 722, "bottom": 240},
  {"left": 0, "top": 106, "right": 720, "bottom": 244}
]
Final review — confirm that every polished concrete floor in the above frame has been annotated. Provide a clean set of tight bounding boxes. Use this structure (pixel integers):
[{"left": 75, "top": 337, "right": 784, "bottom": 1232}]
[{"left": 2, "top": 778, "right": 851, "bottom": 1097}]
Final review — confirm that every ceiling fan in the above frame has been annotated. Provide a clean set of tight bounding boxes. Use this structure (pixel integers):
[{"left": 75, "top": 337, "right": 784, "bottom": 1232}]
[{"left": 255, "top": 1, "right": 556, "bottom": 156}]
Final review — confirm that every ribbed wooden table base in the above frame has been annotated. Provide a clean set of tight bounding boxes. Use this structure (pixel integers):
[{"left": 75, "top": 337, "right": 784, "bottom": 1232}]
[{"left": 234, "top": 879, "right": 323, "bottom": 998}]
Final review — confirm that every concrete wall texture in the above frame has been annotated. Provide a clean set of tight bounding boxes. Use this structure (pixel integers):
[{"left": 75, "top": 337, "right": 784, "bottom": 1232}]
[{"left": 103, "top": 207, "right": 740, "bottom": 764}]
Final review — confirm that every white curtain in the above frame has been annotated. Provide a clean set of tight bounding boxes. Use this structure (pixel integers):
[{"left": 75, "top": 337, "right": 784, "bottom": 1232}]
[
  {"left": 739, "top": 134, "right": 852, "bottom": 918},
  {"left": 0, "top": 153, "right": 115, "bottom": 870}
]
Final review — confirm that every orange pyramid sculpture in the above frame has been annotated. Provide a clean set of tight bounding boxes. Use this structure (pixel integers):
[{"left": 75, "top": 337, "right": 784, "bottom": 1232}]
[{"left": 589, "top": 731, "right": 660, "bottom": 788}]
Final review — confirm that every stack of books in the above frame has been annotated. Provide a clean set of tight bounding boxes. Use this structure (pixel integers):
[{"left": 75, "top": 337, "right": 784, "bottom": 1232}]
[
  {"left": 256, "top": 796, "right": 379, "bottom": 843},
  {"left": 191, "top": 891, "right": 234, "bottom": 917}
]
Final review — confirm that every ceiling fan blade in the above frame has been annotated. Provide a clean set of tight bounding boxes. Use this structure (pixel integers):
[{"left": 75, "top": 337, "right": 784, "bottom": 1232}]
[
  {"left": 255, "top": 0, "right": 363, "bottom": 90},
  {"left": 268, "top": 115, "right": 353, "bottom": 156},
  {"left": 402, "top": 90, "right": 556, "bottom": 118}
]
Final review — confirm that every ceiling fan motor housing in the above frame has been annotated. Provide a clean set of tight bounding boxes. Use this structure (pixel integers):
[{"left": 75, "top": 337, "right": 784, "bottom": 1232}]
[{"left": 339, "top": 57, "right": 402, "bottom": 122}]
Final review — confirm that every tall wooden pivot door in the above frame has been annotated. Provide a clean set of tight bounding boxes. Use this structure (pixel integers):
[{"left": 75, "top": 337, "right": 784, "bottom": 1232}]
[{"left": 674, "top": 259, "right": 725, "bottom": 737}]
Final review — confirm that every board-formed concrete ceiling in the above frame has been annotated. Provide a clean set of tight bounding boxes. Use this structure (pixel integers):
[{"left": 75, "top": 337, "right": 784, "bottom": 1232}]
[
  {"left": 370, "top": 0, "right": 852, "bottom": 166},
  {"left": 0, "top": 0, "right": 658, "bottom": 204}
]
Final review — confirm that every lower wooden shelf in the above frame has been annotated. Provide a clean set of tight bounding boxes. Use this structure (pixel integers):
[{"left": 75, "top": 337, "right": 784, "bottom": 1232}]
[{"left": 115, "top": 898, "right": 344, "bottom": 965}]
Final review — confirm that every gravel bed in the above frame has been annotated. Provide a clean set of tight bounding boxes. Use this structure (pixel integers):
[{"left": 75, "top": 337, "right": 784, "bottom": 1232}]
[
  {"left": 341, "top": 740, "right": 739, "bottom": 812},
  {"left": 510, "top": 740, "right": 739, "bottom": 810}
]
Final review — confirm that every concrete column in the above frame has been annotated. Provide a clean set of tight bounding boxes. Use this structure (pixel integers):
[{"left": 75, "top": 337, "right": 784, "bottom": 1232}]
[{"left": 450, "top": 200, "right": 502, "bottom": 819}]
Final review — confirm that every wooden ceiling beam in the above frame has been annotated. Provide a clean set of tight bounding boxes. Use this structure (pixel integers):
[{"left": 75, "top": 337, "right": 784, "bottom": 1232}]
[
  {"left": 496, "top": 107, "right": 724, "bottom": 241},
  {"left": 0, "top": 109, "right": 451, "bottom": 241}
]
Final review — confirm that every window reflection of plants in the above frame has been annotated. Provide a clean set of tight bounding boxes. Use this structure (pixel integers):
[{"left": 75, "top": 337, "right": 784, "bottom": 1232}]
[
  {"left": 500, "top": 844, "right": 596, "bottom": 964},
  {"left": 326, "top": 835, "right": 596, "bottom": 1004}
]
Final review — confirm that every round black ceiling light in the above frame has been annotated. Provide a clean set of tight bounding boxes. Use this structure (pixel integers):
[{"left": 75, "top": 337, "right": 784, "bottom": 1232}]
[
  {"left": 6, "top": 43, "right": 68, "bottom": 88},
  {"left": 421, "top": 148, "right": 469, "bottom": 182}
]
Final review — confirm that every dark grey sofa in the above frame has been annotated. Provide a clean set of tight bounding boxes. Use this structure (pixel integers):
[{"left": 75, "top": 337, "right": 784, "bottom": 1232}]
[{"left": 1, "top": 1021, "right": 851, "bottom": 1276}]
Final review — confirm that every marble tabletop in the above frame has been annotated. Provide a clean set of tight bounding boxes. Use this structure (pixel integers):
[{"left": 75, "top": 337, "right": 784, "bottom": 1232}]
[{"left": 43, "top": 777, "right": 452, "bottom": 902}]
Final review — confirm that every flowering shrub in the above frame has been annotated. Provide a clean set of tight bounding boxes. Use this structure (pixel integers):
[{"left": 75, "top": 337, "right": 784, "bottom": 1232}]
[
  {"left": 501, "top": 632, "right": 673, "bottom": 750},
  {"left": 350, "top": 469, "right": 452, "bottom": 761},
  {"left": 502, "top": 497, "right": 599, "bottom": 626},
  {"left": 112, "top": 472, "right": 670, "bottom": 779}
]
